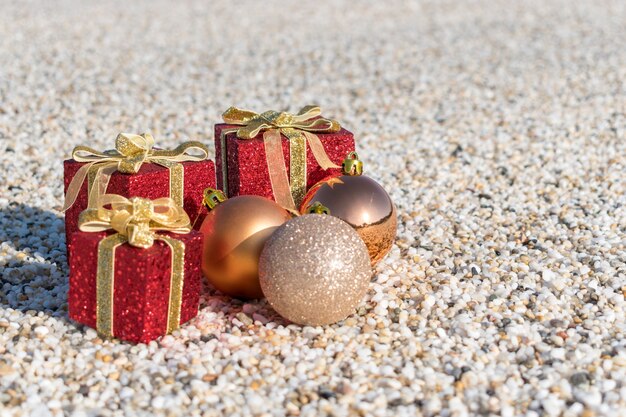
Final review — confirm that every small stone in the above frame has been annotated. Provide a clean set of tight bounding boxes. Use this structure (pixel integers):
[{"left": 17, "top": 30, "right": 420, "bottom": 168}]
[
  {"left": 151, "top": 396, "right": 165, "bottom": 409},
  {"left": 236, "top": 312, "right": 253, "bottom": 326},
  {"left": 0, "top": 362, "right": 15, "bottom": 376},
  {"left": 318, "top": 387, "right": 336, "bottom": 399},
  {"left": 252, "top": 313, "right": 269, "bottom": 324},
  {"left": 470, "top": 265, "right": 481, "bottom": 275},
  {"left": 203, "top": 374, "right": 218, "bottom": 382},
  {"left": 120, "top": 387, "right": 134, "bottom": 400},
  {"left": 34, "top": 326, "right": 49, "bottom": 337},
  {"left": 570, "top": 372, "right": 591, "bottom": 386}
]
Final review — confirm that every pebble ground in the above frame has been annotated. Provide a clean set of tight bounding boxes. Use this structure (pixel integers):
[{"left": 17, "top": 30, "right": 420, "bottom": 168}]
[{"left": 1, "top": 1, "right": 625, "bottom": 416}]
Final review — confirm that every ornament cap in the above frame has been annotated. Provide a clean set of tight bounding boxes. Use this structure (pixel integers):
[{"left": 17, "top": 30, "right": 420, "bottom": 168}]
[
  {"left": 341, "top": 151, "right": 363, "bottom": 176},
  {"left": 203, "top": 188, "right": 227, "bottom": 210},
  {"left": 306, "top": 201, "right": 331, "bottom": 215}
]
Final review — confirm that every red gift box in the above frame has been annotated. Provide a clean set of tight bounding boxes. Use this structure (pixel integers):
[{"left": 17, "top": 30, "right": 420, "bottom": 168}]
[
  {"left": 69, "top": 230, "right": 202, "bottom": 343},
  {"left": 68, "top": 194, "right": 203, "bottom": 344},
  {"left": 215, "top": 106, "right": 354, "bottom": 209},
  {"left": 64, "top": 159, "right": 215, "bottom": 241}
]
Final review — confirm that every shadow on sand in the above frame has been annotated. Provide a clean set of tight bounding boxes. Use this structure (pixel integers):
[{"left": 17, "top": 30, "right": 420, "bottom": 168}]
[
  {"left": 0, "top": 202, "right": 69, "bottom": 319},
  {"left": 0, "top": 203, "right": 292, "bottom": 333}
]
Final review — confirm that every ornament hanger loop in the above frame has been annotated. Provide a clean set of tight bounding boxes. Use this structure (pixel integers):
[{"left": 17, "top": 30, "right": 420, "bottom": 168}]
[
  {"left": 306, "top": 201, "right": 331, "bottom": 215},
  {"left": 342, "top": 151, "right": 363, "bottom": 176},
  {"left": 203, "top": 188, "right": 227, "bottom": 210}
]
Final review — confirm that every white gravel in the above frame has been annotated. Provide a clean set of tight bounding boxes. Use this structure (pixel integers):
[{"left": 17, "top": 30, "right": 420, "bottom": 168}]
[{"left": 1, "top": 0, "right": 625, "bottom": 416}]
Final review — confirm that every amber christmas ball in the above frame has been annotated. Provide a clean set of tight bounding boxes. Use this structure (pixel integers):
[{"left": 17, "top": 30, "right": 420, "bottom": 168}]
[
  {"left": 259, "top": 214, "right": 372, "bottom": 326},
  {"left": 199, "top": 189, "right": 291, "bottom": 299},
  {"left": 300, "top": 153, "right": 397, "bottom": 265}
]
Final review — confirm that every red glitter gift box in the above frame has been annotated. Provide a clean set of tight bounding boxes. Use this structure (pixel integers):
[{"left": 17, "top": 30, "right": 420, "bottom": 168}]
[
  {"left": 63, "top": 134, "right": 216, "bottom": 248},
  {"left": 69, "top": 227, "right": 203, "bottom": 344},
  {"left": 214, "top": 106, "right": 355, "bottom": 209}
]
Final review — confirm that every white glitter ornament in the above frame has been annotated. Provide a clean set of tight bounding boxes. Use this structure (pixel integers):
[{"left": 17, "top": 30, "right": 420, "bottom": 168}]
[{"left": 259, "top": 214, "right": 372, "bottom": 326}]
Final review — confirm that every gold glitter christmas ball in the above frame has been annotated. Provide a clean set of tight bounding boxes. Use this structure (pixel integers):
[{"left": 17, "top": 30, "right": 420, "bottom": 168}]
[
  {"left": 259, "top": 214, "right": 372, "bottom": 326},
  {"left": 199, "top": 189, "right": 292, "bottom": 299},
  {"left": 300, "top": 152, "right": 397, "bottom": 266}
]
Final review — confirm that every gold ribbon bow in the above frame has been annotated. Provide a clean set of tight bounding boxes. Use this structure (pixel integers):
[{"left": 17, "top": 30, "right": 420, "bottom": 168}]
[
  {"left": 63, "top": 133, "right": 209, "bottom": 211},
  {"left": 221, "top": 105, "right": 341, "bottom": 210},
  {"left": 78, "top": 195, "right": 192, "bottom": 338}
]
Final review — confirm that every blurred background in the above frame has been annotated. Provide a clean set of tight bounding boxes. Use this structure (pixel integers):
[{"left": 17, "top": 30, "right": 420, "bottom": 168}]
[{"left": 0, "top": 1, "right": 625, "bottom": 416}]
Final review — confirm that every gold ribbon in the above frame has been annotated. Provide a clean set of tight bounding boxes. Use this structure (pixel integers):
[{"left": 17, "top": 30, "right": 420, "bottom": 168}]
[
  {"left": 220, "top": 105, "right": 341, "bottom": 210},
  {"left": 78, "top": 195, "right": 192, "bottom": 338},
  {"left": 63, "top": 133, "right": 209, "bottom": 211}
]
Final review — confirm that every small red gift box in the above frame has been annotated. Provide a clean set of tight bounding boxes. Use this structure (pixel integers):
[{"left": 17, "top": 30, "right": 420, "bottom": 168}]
[
  {"left": 215, "top": 106, "right": 354, "bottom": 210},
  {"left": 68, "top": 196, "right": 203, "bottom": 344},
  {"left": 63, "top": 133, "right": 216, "bottom": 247}
]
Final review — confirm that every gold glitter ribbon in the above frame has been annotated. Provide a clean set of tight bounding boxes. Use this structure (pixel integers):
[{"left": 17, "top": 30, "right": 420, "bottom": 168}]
[
  {"left": 220, "top": 105, "right": 341, "bottom": 210},
  {"left": 63, "top": 133, "right": 209, "bottom": 211},
  {"left": 78, "top": 195, "right": 191, "bottom": 338}
]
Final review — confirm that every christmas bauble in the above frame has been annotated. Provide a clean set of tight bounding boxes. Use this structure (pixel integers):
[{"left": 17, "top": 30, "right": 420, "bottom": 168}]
[
  {"left": 259, "top": 214, "right": 372, "bottom": 325},
  {"left": 299, "top": 152, "right": 397, "bottom": 266},
  {"left": 199, "top": 188, "right": 292, "bottom": 299}
]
